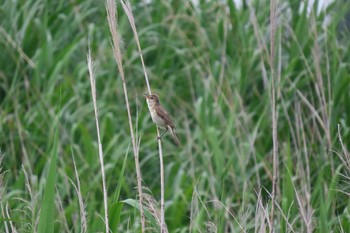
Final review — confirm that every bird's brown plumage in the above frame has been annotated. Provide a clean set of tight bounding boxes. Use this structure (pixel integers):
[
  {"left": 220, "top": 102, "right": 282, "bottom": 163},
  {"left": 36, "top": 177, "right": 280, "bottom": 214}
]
[
  {"left": 154, "top": 105, "right": 175, "bottom": 128},
  {"left": 145, "top": 94, "right": 180, "bottom": 147}
]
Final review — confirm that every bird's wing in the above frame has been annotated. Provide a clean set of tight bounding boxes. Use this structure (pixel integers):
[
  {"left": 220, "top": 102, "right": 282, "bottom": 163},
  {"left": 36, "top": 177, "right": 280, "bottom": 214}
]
[{"left": 155, "top": 105, "right": 175, "bottom": 128}]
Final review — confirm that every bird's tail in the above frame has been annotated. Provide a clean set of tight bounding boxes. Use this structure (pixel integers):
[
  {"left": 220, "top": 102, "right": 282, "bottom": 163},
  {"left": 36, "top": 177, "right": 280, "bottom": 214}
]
[{"left": 169, "top": 126, "right": 180, "bottom": 147}]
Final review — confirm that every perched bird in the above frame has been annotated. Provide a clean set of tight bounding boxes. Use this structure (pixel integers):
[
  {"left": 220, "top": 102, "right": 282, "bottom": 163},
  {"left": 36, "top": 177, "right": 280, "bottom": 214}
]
[{"left": 145, "top": 94, "right": 180, "bottom": 147}]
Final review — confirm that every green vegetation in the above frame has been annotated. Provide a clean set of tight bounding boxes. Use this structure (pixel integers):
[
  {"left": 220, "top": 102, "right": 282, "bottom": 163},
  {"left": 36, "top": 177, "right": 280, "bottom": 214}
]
[{"left": 1, "top": 0, "right": 350, "bottom": 232}]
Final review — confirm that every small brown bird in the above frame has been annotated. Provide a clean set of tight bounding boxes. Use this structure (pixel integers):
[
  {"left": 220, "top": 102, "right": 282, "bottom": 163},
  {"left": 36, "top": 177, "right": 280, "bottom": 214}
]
[{"left": 145, "top": 94, "right": 180, "bottom": 147}]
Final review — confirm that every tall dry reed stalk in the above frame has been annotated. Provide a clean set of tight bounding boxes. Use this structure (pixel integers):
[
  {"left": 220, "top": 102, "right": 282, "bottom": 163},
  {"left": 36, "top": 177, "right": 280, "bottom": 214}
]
[
  {"left": 121, "top": 1, "right": 167, "bottom": 232},
  {"left": 87, "top": 49, "right": 109, "bottom": 232},
  {"left": 71, "top": 152, "right": 87, "bottom": 233},
  {"left": 248, "top": 0, "right": 280, "bottom": 230},
  {"left": 105, "top": 0, "right": 145, "bottom": 231},
  {"left": 269, "top": 0, "right": 279, "bottom": 231}
]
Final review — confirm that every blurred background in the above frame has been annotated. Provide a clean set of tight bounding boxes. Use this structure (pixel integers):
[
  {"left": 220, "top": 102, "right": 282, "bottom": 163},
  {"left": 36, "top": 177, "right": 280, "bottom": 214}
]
[{"left": 1, "top": 0, "right": 350, "bottom": 232}]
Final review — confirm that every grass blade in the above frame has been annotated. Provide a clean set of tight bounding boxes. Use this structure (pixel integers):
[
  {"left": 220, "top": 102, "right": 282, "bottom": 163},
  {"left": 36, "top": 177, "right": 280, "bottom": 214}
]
[{"left": 37, "top": 128, "right": 58, "bottom": 233}]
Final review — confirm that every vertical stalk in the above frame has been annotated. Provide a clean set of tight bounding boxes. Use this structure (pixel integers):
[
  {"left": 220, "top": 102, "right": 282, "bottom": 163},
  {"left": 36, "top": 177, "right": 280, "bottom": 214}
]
[
  {"left": 157, "top": 127, "right": 165, "bottom": 232},
  {"left": 106, "top": 1, "right": 145, "bottom": 231},
  {"left": 87, "top": 51, "right": 109, "bottom": 232},
  {"left": 121, "top": 1, "right": 166, "bottom": 232},
  {"left": 269, "top": 0, "right": 278, "bottom": 231}
]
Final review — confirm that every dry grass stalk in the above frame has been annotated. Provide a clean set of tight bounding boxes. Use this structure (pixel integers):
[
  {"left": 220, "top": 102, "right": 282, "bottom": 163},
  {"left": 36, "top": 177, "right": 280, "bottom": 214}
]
[
  {"left": 0, "top": 26, "right": 36, "bottom": 69},
  {"left": 22, "top": 165, "right": 39, "bottom": 232},
  {"left": 120, "top": 1, "right": 151, "bottom": 94},
  {"left": 207, "top": 200, "right": 245, "bottom": 232},
  {"left": 142, "top": 193, "right": 168, "bottom": 233},
  {"left": 248, "top": 2, "right": 270, "bottom": 88},
  {"left": 269, "top": 0, "right": 279, "bottom": 230},
  {"left": 87, "top": 49, "right": 109, "bottom": 232},
  {"left": 310, "top": 13, "right": 331, "bottom": 147},
  {"left": 255, "top": 190, "right": 269, "bottom": 233},
  {"left": 105, "top": 0, "right": 145, "bottom": 231},
  {"left": 156, "top": 127, "right": 166, "bottom": 232},
  {"left": 238, "top": 0, "right": 282, "bottom": 230},
  {"left": 1, "top": 203, "right": 9, "bottom": 233},
  {"left": 337, "top": 125, "right": 350, "bottom": 170},
  {"left": 6, "top": 203, "right": 18, "bottom": 233},
  {"left": 71, "top": 153, "right": 88, "bottom": 233},
  {"left": 120, "top": 1, "right": 167, "bottom": 231}
]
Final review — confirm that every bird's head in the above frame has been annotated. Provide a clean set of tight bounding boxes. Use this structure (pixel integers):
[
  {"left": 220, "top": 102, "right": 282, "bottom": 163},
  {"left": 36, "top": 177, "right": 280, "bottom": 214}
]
[{"left": 145, "top": 94, "right": 160, "bottom": 105}]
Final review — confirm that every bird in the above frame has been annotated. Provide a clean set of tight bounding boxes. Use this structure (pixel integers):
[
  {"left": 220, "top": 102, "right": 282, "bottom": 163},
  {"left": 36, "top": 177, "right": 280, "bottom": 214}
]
[{"left": 145, "top": 94, "right": 180, "bottom": 147}]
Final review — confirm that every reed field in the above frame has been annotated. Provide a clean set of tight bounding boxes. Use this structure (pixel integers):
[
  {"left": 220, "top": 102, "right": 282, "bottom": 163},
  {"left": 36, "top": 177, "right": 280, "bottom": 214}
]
[{"left": 1, "top": 0, "right": 350, "bottom": 232}]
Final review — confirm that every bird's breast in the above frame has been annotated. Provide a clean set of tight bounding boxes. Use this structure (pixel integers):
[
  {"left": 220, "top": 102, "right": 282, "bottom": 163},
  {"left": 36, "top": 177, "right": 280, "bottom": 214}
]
[{"left": 150, "top": 109, "right": 167, "bottom": 128}]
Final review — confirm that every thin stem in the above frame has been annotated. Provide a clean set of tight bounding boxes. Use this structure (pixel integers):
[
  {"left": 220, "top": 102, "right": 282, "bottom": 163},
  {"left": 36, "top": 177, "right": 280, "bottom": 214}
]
[
  {"left": 157, "top": 127, "right": 165, "bottom": 232},
  {"left": 106, "top": 1, "right": 145, "bottom": 231},
  {"left": 87, "top": 50, "right": 109, "bottom": 232},
  {"left": 121, "top": 1, "right": 167, "bottom": 232},
  {"left": 269, "top": 0, "right": 279, "bottom": 231},
  {"left": 121, "top": 1, "right": 151, "bottom": 95}
]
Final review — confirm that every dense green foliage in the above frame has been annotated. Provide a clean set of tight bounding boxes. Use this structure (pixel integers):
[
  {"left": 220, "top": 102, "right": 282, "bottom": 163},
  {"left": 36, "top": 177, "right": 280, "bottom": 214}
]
[{"left": 1, "top": 0, "right": 350, "bottom": 232}]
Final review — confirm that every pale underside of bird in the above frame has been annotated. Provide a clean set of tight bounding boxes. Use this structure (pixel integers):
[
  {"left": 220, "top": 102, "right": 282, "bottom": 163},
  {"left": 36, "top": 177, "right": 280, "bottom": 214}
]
[{"left": 145, "top": 94, "right": 180, "bottom": 147}]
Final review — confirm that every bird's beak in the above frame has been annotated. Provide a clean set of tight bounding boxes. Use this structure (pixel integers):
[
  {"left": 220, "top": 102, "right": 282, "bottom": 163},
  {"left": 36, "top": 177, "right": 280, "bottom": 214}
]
[{"left": 144, "top": 94, "right": 150, "bottom": 99}]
